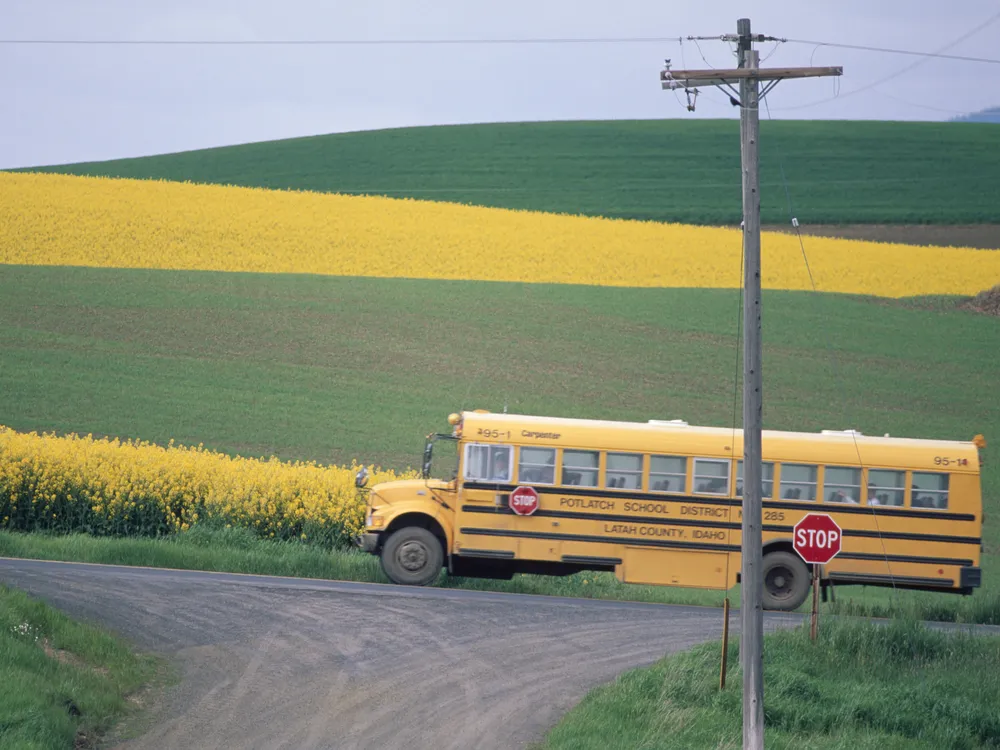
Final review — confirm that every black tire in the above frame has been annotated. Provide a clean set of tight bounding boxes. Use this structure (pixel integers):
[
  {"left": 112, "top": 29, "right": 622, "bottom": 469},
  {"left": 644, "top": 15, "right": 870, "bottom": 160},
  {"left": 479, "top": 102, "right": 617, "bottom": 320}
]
[
  {"left": 380, "top": 526, "right": 444, "bottom": 586},
  {"left": 762, "top": 551, "right": 811, "bottom": 611}
]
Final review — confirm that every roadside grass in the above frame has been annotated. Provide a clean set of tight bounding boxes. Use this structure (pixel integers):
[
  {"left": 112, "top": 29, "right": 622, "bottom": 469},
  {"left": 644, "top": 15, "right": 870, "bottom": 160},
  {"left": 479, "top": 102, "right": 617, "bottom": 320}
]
[
  {"left": 536, "top": 618, "right": 1000, "bottom": 750},
  {"left": 0, "top": 585, "right": 160, "bottom": 750},
  {"left": 25, "top": 120, "right": 1000, "bottom": 225},
  {"left": 3, "top": 529, "right": 998, "bottom": 624}
]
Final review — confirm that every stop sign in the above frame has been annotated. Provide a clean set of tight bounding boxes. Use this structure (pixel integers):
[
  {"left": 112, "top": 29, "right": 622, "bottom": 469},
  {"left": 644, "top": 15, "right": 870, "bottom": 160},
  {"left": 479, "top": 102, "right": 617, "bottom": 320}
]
[
  {"left": 793, "top": 513, "right": 842, "bottom": 565},
  {"left": 509, "top": 486, "right": 540, "bottom": 516}
]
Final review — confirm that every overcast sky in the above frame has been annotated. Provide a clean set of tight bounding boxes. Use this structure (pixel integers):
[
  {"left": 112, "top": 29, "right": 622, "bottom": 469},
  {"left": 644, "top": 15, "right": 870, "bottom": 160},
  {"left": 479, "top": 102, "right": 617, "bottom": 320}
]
[{"left": 3, "top": 1, "right": 998, "bottom": 169}]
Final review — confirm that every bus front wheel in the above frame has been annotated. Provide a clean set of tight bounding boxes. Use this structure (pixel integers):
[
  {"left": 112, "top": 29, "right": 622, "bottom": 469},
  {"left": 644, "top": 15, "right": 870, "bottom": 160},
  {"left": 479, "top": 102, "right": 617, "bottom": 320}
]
[
  {"left": 762, "top": 551, "right": 810, "bottom": 611},
  {"left": 380, "top": 526, "right": 444, "bottom": 586}
]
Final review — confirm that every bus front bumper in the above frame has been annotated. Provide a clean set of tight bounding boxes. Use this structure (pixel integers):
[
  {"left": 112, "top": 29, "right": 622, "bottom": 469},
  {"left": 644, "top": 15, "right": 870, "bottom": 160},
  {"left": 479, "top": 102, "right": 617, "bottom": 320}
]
[{"left": 355, "top": 533, "right": 379, "bottom": 554}]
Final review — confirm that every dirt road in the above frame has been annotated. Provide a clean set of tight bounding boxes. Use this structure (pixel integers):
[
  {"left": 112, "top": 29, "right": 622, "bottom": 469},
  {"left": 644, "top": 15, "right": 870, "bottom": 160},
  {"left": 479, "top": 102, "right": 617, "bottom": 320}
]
[{"left": 0, "top": 558, "right": 805, "bottom": 750}]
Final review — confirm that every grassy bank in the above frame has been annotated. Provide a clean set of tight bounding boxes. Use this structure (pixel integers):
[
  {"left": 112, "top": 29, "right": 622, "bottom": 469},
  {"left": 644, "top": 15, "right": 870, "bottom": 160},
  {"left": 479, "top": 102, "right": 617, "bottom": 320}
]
[
  {"left": 0, "top": 585, "right": 160, "bottom": 750},
  {"left": 24, "top": 120, "right": 1000, "bottom": 225},
  {"left": 537, "top": 618, "right": 1000, "bottom": 750},
  {"left": 3, "top": 529, "right": 998, "bottom": 624}
]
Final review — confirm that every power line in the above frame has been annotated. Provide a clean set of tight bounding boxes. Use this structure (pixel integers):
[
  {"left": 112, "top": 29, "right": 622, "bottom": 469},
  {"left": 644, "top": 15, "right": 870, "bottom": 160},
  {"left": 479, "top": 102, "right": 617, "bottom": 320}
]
[
  {"left": 770, "top": 8, "right": 1000, "bottom": 112},
  {"left": 783, "top": 38, "right": 1000, "bottom": 65},
  {"left": 0, "top": 35, "right": 686, "bottom": 46}
]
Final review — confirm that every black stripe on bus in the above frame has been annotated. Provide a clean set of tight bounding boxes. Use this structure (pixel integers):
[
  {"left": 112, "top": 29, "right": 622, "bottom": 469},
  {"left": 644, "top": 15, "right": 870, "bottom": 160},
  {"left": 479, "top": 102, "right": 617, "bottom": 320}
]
[
  {"left": 461, "top": 483, "right": 977, "bottom": 522},
  {"left": 561, "top": 555, "right": 623, "bottom": 566},
  {"left": 459, "top": 548, "right": 516, "bottom": 560},
  {"left": 459, "top": 527, "right": 740, "bottom": 553},
  {"left": 827, "top": 572, "right": 956, "bottom": 588},
  {"left": 842, "top": 529, "right": 981, "bottom": 545},
  {"left": 460, "top": 505, "right": 982, "bottom": 546},
  {"left": 837, "top": 552, "right": 973, "bottom": 567}
]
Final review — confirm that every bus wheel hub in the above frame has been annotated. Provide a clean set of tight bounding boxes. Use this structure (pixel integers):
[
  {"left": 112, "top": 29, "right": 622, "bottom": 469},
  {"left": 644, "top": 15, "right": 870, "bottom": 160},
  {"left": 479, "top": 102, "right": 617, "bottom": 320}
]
[{"left": 399, "top": 541, "right": 428, "bottom": 571}]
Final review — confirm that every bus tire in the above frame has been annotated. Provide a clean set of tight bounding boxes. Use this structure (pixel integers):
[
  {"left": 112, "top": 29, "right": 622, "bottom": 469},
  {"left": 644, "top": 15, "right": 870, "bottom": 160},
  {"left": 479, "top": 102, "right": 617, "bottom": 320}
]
[
  {"left": 380, "top": 526, "right": 444, "bottom": 586},
  {"left": 762, "top": 551, "right": 810, "bottom": 611}
]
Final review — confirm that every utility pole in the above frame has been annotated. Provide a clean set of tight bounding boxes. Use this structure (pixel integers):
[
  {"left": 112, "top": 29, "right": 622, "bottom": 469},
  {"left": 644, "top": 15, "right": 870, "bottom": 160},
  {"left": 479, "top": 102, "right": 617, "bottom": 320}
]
[
  {"left": 660, "top": 19, "right": 841, "bottom": 750},
  {"left": 737, "top": 19, "right": 765, "bottom": 750}
]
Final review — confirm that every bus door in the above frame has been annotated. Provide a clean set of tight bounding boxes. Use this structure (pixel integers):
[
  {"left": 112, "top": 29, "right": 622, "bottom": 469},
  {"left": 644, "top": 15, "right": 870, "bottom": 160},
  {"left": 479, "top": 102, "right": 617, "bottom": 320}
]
[{"left": 454, "top": 443, "right": 519, "bottom": 561}]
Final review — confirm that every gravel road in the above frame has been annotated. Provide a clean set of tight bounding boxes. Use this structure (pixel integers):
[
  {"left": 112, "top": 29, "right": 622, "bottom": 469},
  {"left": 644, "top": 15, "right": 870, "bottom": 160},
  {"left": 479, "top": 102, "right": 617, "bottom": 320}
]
[{"left": 0, "top": 558, "right": 804, "bottom": 750}]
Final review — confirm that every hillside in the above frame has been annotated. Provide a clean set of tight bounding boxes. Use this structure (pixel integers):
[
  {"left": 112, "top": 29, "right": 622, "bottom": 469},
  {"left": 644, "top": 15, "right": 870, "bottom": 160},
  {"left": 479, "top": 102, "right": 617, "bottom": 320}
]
[
  {"left": 953, "top": 106, "right": 1000, "bottom": 124},
  {"left": 23, "top": 120, "right": 1000, "bottom": 226}
]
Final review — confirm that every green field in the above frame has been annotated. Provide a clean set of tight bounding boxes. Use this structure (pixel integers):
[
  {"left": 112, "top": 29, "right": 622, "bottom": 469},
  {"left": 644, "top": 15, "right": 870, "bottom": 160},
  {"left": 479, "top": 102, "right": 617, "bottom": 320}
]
[
  {"left": 538, "top": 619, "right": 1000, "bottom": 750},
  {"left": 0, "top": 585, "right": 160, "bottom": 750},
  {"left": 1, "top": 264, "right": 997, "bottom": 616},
  {"left": 23, "top": 120, "right": 1000, "bottom": 225}
]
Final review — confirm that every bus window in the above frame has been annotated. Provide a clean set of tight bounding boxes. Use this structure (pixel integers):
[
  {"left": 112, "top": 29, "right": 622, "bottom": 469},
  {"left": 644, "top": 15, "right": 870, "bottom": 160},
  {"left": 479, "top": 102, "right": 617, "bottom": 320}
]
[
  {"left": 693, "top": 458, "right": 730, "bottom": 495},
  {"left": 736, "top": 461, "right": 774, "bottom": 499},
  {"left": 825, "top": 466, "right": 861, "bottom": 504},
  {"left": 650, "top": 455, "right": 687, "bottom": 493},
  {"left": 867, "top": 469, "right": 905, "bottom": 506},
  {"left": 606, "top": 453, "right": 643, "bottom": 490},
  {"left": 562, "top": 449, "right": 599, "bottom": 487},
  {"left": 779, "top": 464, "right": 818, "bottom": 501},
  {"left": 911, "top": 472, "right": 949, "bottom": 509},
  {"left": 519, "top": 447, "right": 556, "bottom": 485},
  {"left": 464, "top": 443, "right": 513, "bottom": 483}
]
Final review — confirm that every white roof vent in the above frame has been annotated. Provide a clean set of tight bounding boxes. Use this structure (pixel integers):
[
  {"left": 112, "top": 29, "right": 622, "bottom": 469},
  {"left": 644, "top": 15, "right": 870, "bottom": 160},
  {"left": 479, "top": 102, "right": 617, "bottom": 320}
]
[
  {"left": 649, "top": 419, "right": 689, "bottom": 427},
  {"left": 821, "top": 429, "right": 863, "bottom": 436}
]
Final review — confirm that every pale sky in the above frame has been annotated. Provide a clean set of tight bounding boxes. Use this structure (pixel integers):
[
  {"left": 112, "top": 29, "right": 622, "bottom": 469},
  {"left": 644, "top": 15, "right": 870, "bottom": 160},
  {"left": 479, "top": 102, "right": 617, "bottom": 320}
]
[{"left": 3, "top": 0, "right": 998, "bottom": 169}]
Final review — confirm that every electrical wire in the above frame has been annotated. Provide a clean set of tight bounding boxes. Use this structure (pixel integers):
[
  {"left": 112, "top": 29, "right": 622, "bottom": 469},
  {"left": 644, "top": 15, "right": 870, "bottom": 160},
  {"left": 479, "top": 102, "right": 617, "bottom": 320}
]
[
  {"left": 784, "top": 37, "right": 1000, "bottom": 65},
  {"left": 770, "top": 8, "right": 1000, "bottom": 112},
  {"left": 0, "top": 35, "right": 686, "bottom": 46}
]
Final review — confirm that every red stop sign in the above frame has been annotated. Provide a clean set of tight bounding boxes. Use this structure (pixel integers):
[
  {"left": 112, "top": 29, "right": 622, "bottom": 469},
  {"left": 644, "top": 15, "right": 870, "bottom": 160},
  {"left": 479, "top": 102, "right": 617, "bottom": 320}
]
[
  {"left": 793, "top": 513, "right": 842, "bottom": 565},
  {"left": 509, "top": 486, "right": 540, "bottom": 516}
]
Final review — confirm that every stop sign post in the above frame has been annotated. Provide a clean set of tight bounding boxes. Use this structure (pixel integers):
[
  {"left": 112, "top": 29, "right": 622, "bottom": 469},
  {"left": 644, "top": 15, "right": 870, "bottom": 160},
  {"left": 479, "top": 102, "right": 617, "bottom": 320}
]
[
  {"left": 509, "top": 486, "right": 540, "bottom": 516},
  {"left": 793, "top": 513, "right": 842, "bottom": 640}
]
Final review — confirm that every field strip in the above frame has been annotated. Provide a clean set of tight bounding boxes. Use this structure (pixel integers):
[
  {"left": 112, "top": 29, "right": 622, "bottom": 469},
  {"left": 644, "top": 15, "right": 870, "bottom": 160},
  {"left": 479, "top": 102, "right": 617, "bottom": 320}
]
[{"left": 3, "top": 172, "right": 998, "bottom": 298}]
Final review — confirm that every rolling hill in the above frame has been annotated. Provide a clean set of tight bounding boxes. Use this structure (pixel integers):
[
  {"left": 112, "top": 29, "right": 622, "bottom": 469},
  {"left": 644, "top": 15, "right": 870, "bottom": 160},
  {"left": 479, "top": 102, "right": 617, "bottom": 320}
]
[{"left": 22, "top": 120, "right": 1000, "bottom": 225}]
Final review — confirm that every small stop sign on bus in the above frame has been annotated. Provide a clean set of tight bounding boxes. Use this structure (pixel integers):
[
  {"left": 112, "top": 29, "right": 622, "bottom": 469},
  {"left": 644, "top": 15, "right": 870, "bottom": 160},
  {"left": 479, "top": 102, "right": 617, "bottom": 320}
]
[
  {"left": 793, "top": 513, "right": 842, "bottom": 565},
  {"left": 509, "top": 486, "right": 540, "bottom": 516}
]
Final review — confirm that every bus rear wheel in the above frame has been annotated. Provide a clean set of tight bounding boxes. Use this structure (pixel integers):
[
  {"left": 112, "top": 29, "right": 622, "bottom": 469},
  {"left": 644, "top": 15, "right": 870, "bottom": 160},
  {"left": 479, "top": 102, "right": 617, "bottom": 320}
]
[
  {"left": 381, "top": 526, "right": 444, "bottom": 586},
  {"left": 762, "top": 551, "right": 810, "bottom": 611}
]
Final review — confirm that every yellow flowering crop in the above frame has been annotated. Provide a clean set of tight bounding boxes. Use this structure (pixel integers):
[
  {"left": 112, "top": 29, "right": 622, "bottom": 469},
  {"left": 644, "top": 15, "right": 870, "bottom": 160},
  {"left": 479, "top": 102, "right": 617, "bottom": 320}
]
[
  {"left": 1, "top": 172, "right": 997, "bottom": 298},
  {"left": 0, "top": 425, "right": 414, "bottom": 546}
]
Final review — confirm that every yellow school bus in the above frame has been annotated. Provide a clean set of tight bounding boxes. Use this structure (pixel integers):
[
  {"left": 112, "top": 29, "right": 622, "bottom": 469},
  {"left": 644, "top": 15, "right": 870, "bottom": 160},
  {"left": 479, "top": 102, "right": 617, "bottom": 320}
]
[{"left": 356, "top": 411, "right": 984, "bottom": 610}]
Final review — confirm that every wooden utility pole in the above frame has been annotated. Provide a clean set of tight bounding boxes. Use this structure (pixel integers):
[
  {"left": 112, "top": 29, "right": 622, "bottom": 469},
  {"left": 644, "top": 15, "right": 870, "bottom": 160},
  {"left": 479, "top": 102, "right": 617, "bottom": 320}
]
[{"left": 660, "top": 19, "right": 841, "bottom": 750}]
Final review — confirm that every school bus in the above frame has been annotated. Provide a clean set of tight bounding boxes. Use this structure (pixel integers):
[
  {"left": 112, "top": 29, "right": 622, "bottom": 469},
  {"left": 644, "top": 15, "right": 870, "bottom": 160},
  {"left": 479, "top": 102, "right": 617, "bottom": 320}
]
[{"left": 356, "top": 411, "right": 984, "bottom": 610}]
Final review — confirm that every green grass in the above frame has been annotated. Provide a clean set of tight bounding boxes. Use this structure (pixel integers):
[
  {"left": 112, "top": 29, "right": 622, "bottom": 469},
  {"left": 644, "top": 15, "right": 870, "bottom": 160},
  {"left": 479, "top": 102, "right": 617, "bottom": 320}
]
[
  {"left": 0, "top": 585, "right": 160, "bottom": 750},
  {"left": 1, "top": 266, "right": 997, "bottom": 620},
  {"left": 20, "top": 120, "right": 1000, "bottom": 225},
  {"left": 537, "top": 618, "right": 1000, "bottom": 750}
]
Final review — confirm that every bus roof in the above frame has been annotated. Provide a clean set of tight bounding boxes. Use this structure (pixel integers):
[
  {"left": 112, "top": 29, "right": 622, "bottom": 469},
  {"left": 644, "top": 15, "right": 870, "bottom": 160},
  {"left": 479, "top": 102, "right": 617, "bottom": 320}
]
[{"left": 459, "top": 411, "right": 980, "bottom": 474}]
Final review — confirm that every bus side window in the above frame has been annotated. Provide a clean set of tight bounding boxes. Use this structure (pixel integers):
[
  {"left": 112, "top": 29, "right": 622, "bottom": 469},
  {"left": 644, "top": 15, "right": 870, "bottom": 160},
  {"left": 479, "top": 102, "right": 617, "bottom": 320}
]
[
  {"left": 910, "top": 471, "right": 949, "bottom": 509},
  {"left": 736, "top": 460, "right": 774, "bottom": 499},
  {"left": 693, "top": 458, "right": 729, "bottom": 495},
  {"left": 562, "top": 449, "right": 599, "bottom": 488},
  {"left": 607, "top": 453, "right": 643, "bottom": 490},
  {"left": 464, "top": 443, "right": 513, "bottom": 483},
  {"left": 825, "top": 466, "right": 861, "bottom": 504},
  {"left": 779, "top": 464, "right": 817, "bottom": 501},
  {"left": 867, "top": 469, "right": 905, "bottom": 506},
  {"left": 519, "top": 446, "right": 556, "bottom": 485},
  {"left": 650, "top": 455, "right": 687, "bottom": 494}
]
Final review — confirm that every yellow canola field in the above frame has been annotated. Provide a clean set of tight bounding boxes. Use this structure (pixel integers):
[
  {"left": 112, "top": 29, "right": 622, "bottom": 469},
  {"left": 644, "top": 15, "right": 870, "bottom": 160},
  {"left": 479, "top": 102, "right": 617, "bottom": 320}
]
[
  {"left": 0, "top": 425, "right": 414, "bottom": 545},
  {"left": 2, "top": 172, "right": 997, "bottom": 298}
]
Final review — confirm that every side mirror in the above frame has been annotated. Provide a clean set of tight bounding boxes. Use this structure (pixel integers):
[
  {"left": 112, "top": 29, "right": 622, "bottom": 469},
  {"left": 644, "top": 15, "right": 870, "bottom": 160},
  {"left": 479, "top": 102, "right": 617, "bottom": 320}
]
[{"left": 355, "top": 467, "right": 369, "bottom": 488}]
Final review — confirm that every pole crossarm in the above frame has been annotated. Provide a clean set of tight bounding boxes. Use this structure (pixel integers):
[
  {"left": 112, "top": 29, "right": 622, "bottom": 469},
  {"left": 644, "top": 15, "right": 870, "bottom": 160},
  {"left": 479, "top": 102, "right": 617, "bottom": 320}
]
[{"left": 661, "top": 65, "right": 842, "bottom": 89}]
